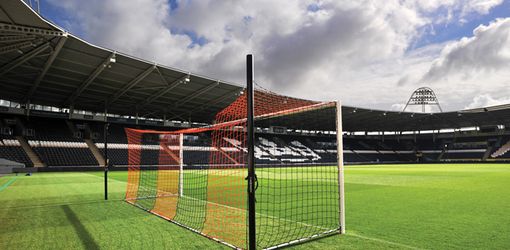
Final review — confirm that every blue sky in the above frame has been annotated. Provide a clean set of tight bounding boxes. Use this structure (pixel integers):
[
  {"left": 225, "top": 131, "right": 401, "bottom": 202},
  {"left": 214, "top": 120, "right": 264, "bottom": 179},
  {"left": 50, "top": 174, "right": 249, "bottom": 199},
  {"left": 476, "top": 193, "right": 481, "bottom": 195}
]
[
  {"left": 38, "top": 2, "right": 84, "bottom": 36},
  {"left": 412, "top": 1, "right": 510, "bottom": 49}
]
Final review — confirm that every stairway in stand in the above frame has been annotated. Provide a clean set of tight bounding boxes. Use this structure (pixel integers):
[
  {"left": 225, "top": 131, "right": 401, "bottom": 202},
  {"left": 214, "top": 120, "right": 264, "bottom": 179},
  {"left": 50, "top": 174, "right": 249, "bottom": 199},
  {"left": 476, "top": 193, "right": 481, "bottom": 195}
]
[
  {"left": 85, "top": 139, "right": 106, "bottom": 166},
  {"left": 16, "top": 136, "right": 45, "bottom": 167},
  {"left": 491, "top": 140, "right": 510, "bottom": 158}
]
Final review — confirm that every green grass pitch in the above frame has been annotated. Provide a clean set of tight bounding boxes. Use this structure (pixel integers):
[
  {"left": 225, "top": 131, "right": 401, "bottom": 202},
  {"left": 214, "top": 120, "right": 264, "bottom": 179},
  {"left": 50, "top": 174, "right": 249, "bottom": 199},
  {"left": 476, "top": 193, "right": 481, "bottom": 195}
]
[{"left": 1, "top": 164, "right": 509, "bottom": 249}]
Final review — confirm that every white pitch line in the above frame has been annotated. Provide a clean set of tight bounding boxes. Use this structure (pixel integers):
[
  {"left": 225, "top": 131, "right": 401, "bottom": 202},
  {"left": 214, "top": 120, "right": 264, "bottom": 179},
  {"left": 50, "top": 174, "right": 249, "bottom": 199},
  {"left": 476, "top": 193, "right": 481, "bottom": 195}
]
[
  {"left": 83, "top": 172, "right": 126, "bottom": 184},
  {"left": 348, "top": 232, "right": 422, "bottom": 250}
]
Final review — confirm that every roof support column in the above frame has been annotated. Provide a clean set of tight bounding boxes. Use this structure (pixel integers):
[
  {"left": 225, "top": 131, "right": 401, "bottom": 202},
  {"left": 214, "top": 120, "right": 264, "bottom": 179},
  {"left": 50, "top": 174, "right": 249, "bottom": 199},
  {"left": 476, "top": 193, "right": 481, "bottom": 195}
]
[
  {"left": 69, "top": 105, "right": 74, "bottom": 119},
  {"left": 25, "top": 100, "right": 30, "bottom": 117}
]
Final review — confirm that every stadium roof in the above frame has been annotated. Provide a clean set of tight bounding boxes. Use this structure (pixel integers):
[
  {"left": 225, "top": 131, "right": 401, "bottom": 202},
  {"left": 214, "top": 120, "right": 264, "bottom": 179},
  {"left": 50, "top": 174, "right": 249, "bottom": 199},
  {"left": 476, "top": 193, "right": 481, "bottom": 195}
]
[
  {"left": 0, "top": 0, "right": 243, "bottom": 123},
  {"left": 1, "top": 0, "right": 510, "bottom": 132}
]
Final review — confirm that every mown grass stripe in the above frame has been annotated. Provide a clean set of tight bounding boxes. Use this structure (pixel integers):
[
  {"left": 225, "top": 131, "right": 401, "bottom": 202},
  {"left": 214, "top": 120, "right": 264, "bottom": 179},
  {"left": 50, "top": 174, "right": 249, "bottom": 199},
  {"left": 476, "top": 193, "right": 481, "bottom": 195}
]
[{"left": 0, "top": 177, "right": 16, "bottom": 192}]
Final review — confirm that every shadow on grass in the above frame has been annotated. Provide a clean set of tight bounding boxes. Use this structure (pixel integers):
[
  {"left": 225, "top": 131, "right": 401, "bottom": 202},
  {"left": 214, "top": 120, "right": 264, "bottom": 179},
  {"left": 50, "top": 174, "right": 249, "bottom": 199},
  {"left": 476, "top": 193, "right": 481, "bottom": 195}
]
[
  {"left": 0, "top": 198, "right": 125, "bottom": 210},
  {"left": 61, "top": 205, "right": 100, "bottom": 250}
]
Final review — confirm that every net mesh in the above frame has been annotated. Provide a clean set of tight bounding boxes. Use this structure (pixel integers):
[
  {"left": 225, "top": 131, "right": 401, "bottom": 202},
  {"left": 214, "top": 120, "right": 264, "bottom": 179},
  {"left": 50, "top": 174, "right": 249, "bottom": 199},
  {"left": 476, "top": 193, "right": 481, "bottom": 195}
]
[{"left": 125, "top": 89, "right": 341, "bottom": 249}]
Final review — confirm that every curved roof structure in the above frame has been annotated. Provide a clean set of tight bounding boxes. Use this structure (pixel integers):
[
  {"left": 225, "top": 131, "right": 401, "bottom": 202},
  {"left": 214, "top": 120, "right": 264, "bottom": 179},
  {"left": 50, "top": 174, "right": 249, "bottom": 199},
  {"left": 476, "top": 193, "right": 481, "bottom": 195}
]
[
  {"left": 0, "top": 0, "right": 243, "bottom": 123},
  {"left": 1, "top": 0, "right": 510, "bottom": 132}
]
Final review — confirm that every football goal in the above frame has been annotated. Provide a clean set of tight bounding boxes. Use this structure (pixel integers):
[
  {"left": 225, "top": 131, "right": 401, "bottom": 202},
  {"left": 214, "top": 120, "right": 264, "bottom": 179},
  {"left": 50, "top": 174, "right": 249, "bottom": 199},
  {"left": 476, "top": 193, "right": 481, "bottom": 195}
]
[{"left": 124, "top": 55, "right": 344, "bottom": 249}]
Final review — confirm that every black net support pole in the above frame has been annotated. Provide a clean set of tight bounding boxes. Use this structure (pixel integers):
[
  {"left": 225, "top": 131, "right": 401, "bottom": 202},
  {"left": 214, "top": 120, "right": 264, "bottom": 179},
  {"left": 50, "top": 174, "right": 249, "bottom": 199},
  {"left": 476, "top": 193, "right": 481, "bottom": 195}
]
[
  {"left": 104, "top": 122, "right": 109, "bottom": 201},
  {"left": 246, "top": 54, "right": 256, "bottom": 250}
]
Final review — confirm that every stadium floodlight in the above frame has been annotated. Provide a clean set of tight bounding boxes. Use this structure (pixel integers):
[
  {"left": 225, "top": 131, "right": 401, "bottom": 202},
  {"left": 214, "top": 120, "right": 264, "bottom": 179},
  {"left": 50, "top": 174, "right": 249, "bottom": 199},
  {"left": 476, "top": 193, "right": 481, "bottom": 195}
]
[
  {"left": 124, "top": 55, "right": 345, "bottom": 249},
  {"left": 403, "top": 87, "right": 443, "bottom": 113}
]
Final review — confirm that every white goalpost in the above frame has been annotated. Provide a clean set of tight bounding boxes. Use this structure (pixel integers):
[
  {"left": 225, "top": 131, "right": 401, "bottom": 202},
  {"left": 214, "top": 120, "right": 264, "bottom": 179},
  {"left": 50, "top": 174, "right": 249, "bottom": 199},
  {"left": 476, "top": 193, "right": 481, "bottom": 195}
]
[{"left": 336, "top": 101, "right": 346, "bottom": 234}]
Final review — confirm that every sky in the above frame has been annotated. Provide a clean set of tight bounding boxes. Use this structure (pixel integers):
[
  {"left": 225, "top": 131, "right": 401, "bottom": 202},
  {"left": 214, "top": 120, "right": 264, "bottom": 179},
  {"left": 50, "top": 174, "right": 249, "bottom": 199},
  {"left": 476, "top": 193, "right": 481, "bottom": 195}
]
[{"left": 30, "top": 0, "right": 510, "bottom": 112}]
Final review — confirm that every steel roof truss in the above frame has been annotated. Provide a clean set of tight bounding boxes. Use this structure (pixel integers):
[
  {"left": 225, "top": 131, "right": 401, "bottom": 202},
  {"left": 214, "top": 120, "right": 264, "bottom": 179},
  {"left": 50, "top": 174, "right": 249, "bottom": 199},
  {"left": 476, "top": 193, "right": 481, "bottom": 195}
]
[
  {"left": 107, "top": 64, "right": 156, "bottom": 106},
  {"left": 0, "top": 41, "right": 50, "bottom": 77},
  {"left": 0, "top": 39, "right": 37, "bottom": 55},
  {"left": 64, "top": 52, "right": 116, "bottom": 106},
  {"left": 0, "top": 22, "right": 65, "bottom": 37},
  {"left": 175, "top": 81, "right": 219, "bottom": 107},
  {"left": 190, "top": 88, "right": 241, "bottom": 113},
  {"left": 25, "top": 35, "right": 67, "bottom": 101},
  {"left": 0, "top": 34, "right": 36, "bottom": 43},
  {"left": 137, "top": 73, "right": 188, "bottom": 109}
]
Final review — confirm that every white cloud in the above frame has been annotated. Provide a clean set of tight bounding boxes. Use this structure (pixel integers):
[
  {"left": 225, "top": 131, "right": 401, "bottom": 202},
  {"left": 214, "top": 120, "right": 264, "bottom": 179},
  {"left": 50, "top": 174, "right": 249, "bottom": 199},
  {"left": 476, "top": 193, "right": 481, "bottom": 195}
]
[
  {"left": 461, "top": 0, "right": 504, "bottom": 15},
  {"left": 465, "top": 94, "right": 510, "bottom": 109},
  {"left": 423, "top": 18, "right": 510, "bottom": 82},
  {"left": 44, "top": 0, "right": 508, "bottom": 112},
  {"left": 409, "top": 0, "right": 503, "bottom": 20}
]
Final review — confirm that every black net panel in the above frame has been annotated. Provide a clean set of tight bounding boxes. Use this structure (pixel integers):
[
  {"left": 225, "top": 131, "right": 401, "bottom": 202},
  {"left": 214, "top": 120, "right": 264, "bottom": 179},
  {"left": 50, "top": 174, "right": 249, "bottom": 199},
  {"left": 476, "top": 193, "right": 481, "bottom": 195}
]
[{"left": 254, "top": 102, "right": 340, "bottom": 249}]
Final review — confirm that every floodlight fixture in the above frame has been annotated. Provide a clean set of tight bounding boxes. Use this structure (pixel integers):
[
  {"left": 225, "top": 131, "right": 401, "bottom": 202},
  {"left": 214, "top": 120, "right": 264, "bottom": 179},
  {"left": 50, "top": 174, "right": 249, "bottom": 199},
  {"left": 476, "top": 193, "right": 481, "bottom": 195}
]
[{"left": 403, "top": 87, "right": 443, "bottom": 113}]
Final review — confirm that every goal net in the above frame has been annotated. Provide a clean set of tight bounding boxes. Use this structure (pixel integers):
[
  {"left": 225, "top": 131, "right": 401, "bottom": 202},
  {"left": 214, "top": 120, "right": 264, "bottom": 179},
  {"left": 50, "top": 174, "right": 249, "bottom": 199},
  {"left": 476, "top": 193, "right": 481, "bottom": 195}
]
[{"left": 125, "top": 89, "right": 344, "bottom": 249}]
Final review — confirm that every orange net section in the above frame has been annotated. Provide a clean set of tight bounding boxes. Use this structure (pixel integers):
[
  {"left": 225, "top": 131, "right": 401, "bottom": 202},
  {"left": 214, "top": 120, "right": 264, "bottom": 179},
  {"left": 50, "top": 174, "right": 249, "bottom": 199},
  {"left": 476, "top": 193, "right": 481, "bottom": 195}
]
[
  {"left": 125, "top": 131, "right": 141, "bottom": 202},
  {"left": 152, "top": 135, "right": 181, "bottom": 220},
  {"left": 124, "top": 89, "right": 337, "bottom": 249}
]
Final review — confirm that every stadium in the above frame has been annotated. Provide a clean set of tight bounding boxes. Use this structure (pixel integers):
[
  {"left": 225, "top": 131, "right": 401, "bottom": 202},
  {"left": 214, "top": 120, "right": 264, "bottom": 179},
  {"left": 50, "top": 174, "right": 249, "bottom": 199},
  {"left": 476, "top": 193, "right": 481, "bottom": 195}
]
[{"left": 1, "top": 0, "right": 510, "bottom": 249}]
